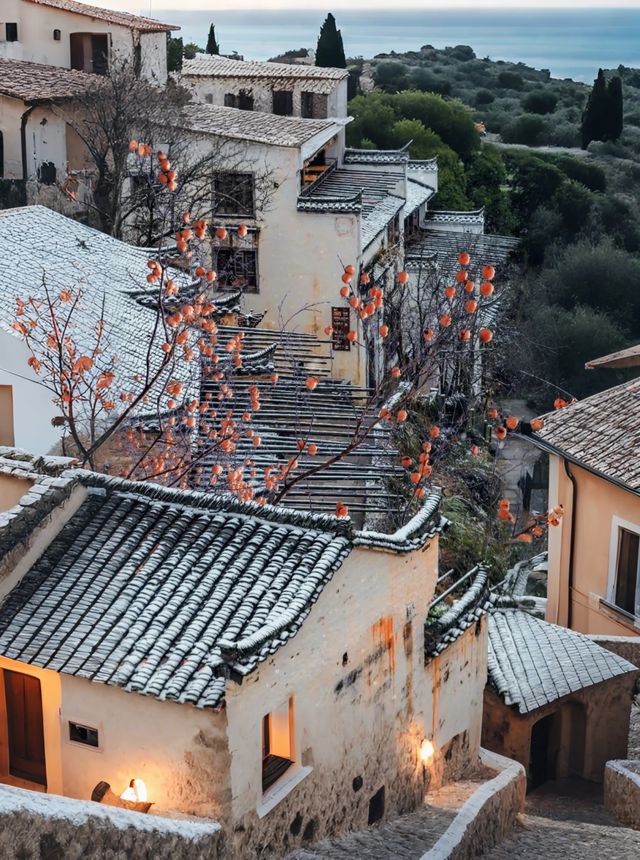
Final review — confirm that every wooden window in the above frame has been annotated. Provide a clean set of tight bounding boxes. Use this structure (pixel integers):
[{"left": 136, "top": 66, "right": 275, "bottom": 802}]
[
  {"left": 215, "top": 249, "right": 258, "bottom": 293},
  {"left": 4, "top": 670, "right": 46, "bottom": 786},
  {"left": 69, "top": 721, "right": 99, "bottom": 748},
  {"left": 614, "top": 528, "right": 640, "bottom": 616},
  {"left": 213, "top": 172, "right": 254, "bottom": 217},
  {"left": 53, "top": 29, "right": 61, "bottom": 41},
  {"left": 5, "top": 23, "right": 18, "bottom": 42},
  {"left": 273, "top": 90, "right": 293, "bottom": 116},
  {"left": 262, "top": 698, "right": 294, "bottom": 791},
  {"left": 301, "top": 91, "right": 328, "bottom": 119},
  {"left": 224, "top": 91, "right": 254, "bottom": 110},
  {"left": 0, "top": 386, "right": 14, "bottom": 446}
]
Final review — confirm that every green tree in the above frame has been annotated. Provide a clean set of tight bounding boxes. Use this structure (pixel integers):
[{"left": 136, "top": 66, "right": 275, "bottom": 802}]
[
  {"left": 522, "top": 90, "right": 557, "bottom": 115},
  {"left": 346, "top": 93, "right": 397, "bottom": 149},
  {"left": 166, "top": 35, "right": 183, "bottom": 72},
  {"left": 581, "top": 69, "right": 623, "bottom": 148},
  {"left": 502, "top": 113, "right": 548, "bottom": 146},
  {"left": 206, "top": 24, "right": 220, "bottom": 56},
  {"left": 183, "top": 42, "right": 203, "bottom": 61},
  {"left": 392, "top": 91, "right": 479, "bottom": 159},
  {"left": 374, "top": 61, "right": 408, "bottom": 93},
  {"left": 465, "top": 146, "right": 514, "bottom": 234},
  {"left": 315, "top": 13, "right": 346, "bottom": 69}
]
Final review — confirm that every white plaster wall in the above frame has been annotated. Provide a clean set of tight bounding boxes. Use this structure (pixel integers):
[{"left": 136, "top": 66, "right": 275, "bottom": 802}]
[
  {"left": 0, "top": 96, "right": 24, "bottom": 178},
  {"left": 58, "top": 675, "right": 231, "bottom": 819},
  {"left": 183, "top": 131, "right": 368, "bottom": 385},
  {"left": 183, "top": 75, "right": 347, "bottom": 119},
  {"left": 222, "top": 537, "right": 486, "bottom": 854},
  {"left": 0, "top": 1, "right": 167, "bottom": 81},
  {"left": 0, "top": 331, "right": 61, "bottom": 454}
]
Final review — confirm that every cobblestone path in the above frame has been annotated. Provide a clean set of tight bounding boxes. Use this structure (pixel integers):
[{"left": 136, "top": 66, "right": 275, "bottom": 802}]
[
  {"left": 286, "top": 775, "right": 488, "bottom": 860},
  {"left": 484, "top": 778, "right": 640, "bottom": 859}
]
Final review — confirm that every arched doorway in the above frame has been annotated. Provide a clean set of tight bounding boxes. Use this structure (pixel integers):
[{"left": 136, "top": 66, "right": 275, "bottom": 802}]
[{"left": 529, "top": 713, "right": 558, "bottom": 790}]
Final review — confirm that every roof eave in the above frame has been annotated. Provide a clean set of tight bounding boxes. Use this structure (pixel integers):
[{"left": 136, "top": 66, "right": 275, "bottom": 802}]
[{"left": 524, "top": 432, "right": 640, "bottom": 498}]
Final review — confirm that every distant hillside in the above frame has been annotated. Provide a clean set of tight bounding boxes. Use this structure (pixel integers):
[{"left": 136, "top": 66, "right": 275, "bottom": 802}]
[{"left": 363, "top": 45, "right": 640, "bottom": 154}]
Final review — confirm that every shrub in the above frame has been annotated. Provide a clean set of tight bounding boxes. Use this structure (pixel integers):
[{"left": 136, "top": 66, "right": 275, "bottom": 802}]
[
  {"left": 497, "top": 70, "right": 524, "bottom": 90},
  {"left": 502, "top": 114, "right": 548, "bottom": 145},
  {"left": 522, "top": 90, "right": 558, "bottom": 115},
  {"left": 475, "top": 89, "right": 495, "bottom": 105},
  {"left": 556, "top": 157, "right": 606, "bottom": 192},
  {"left": 374, "top": 61, "right": 408, "bottom": 93}
]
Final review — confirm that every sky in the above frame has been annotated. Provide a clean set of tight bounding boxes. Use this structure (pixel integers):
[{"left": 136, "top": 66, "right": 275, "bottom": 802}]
[{"left": 80, "top": 0, "right": 640, "bottom": 10}]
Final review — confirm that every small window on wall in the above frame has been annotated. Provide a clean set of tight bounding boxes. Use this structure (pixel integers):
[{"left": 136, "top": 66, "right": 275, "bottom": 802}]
[
  {"left": 273, "top": 90, "right": 293, "bottom": 116},
  {"left": 262, "top": 697, "right": 294, "bottom": 791},
  {"left": 53, "top": 29, "right": 61, "bottom": 41},
  {"left": 69, "top": 721, "right": 99, "bottom": 748},
  {"left": 215, "top": 249, "right": 258, "bottom": 293},
  {"left": 301, "top": 91, "right": 328, "bottom": 119},
  {"left": 5, "top": 23, "right": 19, "bottom": 42},
  {"left": 213, "top": 172, "right": 255, "bottom": 217},
  {"left": 614, "top": 527, "right": 640, "bottom": 617}
]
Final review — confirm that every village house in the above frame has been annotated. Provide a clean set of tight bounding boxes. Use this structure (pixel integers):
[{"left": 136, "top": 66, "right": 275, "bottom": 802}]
[
  {"left": 0, "top": 0, "right": 176, "bottom": 81},
  {"left": 482, "top": 608, "right": 638, "bottom": 788},
  {"left": 180, "top": 54, "right": 349, "bottom": 121},
  {"left": 0, "top": 448, "right": 490, "bottom": 858},
  {"left": 529, "top": 370, "right": 640, "bottom": 636},
  {"left": 0, "top": 0, "right": 176, "bottom": 203}
]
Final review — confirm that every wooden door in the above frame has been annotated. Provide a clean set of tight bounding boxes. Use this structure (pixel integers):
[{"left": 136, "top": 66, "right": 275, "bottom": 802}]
[{"left": 4, "top": 670, "right": 46, "bottom": 786}]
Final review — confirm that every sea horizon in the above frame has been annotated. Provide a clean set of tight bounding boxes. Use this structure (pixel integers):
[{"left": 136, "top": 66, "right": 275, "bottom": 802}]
[{"left": 157, "top": 7, "right": 640, "bottom": 81}]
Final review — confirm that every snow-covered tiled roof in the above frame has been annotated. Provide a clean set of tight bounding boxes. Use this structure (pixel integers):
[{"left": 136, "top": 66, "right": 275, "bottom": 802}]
[
  {"left": 404, "top": 178, "right": 435, "bottom": 217},
  {"left": 182, "top": 55, "right": 347, "bottom": 81},
  {"left": 0, "top": 58, "right": 95, "bottom": 103},
  {"left": 533, "top": 378, "right": 640, "bottom": 493},
  {"left": 406, "top": 230, "right": 519, "bottom": 277},
  {"left": 487, "top": 609, "right": 638, "bottom": 714},
  {"left": 0, "top": 206, "right": 193, "bottom": 388},
  {"left": 24, "top": 0, "right": 178, "bottom": 32},
  {"left": 424, "top": 567, "right": 494, "bottom": 658},
  {"left": 173, "top": 103, "right": 338, "bottom": 148},
  {"left": 0, "top": 471, "right": 353, "bottom": 708}
]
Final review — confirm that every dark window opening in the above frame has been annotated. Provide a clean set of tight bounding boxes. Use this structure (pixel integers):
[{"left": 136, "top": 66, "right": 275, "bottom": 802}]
[
  {"left": 368, "top": 785, "right": 385, "bottom": 824},
  {"left": 273, "top": 90, "right": 293, "bottom": 116},
  {"left": 133, "top": 42, "right": 142, "bottom": 78},
  {"left": 0, "top": 131, "right": 4, "bottom": 178},
  {"left": 301, "top": 91, "right": 328, "bottom": 119},
  {"left": 261, "top": 702, "right": 294, "bottom": 792},
  {"left": 69, "top": 721, "right": 99, "bottom": 748},
  {"left": 37, "top": 162, "right": 57, "bottom": 185},
  {"left": 5, "top": 23, "right": 18, "bottom": 42},
  {"left": 216, "top": 249, "right": 258, "bottom": 293},
  {"left": 224, "top": 90, "right": 254, "bottom": 110},
  {"left": 53, "top": 29, "right": 61, "bottom": 41},
  {"left": 213, "top": 172, "right": 255, "bottom": 217},
  {"left": 70, "top": 33, "right": 109, "bottom": 75},
  {"left": 615, "top": 528, "right": 640, "bottom": 616}
]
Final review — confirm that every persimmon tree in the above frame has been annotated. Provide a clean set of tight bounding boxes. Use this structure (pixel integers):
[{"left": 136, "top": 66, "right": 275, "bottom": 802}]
[
  {"left": 55, "top": 59, "right": 273, "bottom": 245},
  {"left": 15, "top": 144, "right": 564, "bottom": 536}
]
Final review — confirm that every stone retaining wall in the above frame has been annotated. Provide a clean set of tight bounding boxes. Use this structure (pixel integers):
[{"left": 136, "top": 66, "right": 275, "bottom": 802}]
[
  {"left": 604, "top": 760, "right": 640, "bottom": 830},
  {"left": 421, "top": 749, "right": 525, "bottom": 860},
  {"left": 0, "top": 783, "right": 223, "bottom": 860}
]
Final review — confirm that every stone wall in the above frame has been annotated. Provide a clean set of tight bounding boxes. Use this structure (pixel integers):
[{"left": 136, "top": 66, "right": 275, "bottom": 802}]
[
  {"left": 0, "top": 783, "right": 223, "bottom": 860},
  {"left": 424, "top": 749, "right": 525, "bottom": 860},
  {"left": 604, "top": 760, "right": 640, "bottom": 830}
]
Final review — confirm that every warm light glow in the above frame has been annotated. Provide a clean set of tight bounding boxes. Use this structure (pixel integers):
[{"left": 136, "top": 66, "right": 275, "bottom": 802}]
[
  {"left": 120, "top": 778, "right": 148, "bottom": 803},
  {"left": 419, "top": 738, "right": 435, "bottom": 763}
]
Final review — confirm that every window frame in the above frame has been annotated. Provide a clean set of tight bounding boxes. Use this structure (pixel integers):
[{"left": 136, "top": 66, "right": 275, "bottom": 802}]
[
  {"left": 607, "top": 515, "right": 640, "bottom": 618},
  {"left": 212, "top": 171, "right": 255, "bottom": 218},
  {"left": 272, "top": 89, "right": 294, "bottom": 116},
  {"left": 4, "top": 23, "right": 19, "bottom": 42},
  {"left": 214, "top": 247, "right": 259, "bottom": 293}
]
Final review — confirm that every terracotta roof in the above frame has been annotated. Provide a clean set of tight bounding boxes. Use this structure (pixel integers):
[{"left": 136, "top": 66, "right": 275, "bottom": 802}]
[
  {"left": 0, "top": 58, "right": 95, "bottom": 103},
  {"left": 24, "top": 0, "right": 178, "bottom": 32},
  {"left": 488, "top": 609, "right": 638, "bottom": 714},
  {"left": 533, "top": 378, "right": 640, "bottom": 492},
  {"left": 585, "top": 343, "right": 640, "bottom": 370},
  {"left": 174, "top": 102, "right": 337, "bottom": 148},
  {"left": 0, "top": 471, "right": 352, "bottom": 708},
  {"left": 182, "top": 55, "right": 347, "bottom": 81}
]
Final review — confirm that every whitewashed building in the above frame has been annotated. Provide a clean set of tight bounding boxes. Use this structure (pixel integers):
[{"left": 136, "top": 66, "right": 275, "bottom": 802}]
[
  {"left": 0, "top": 0, "right": 177, "bottom": 81},
  {"left": 181, "top": 55, "right": 349, "bottom": 121},
  {"left": 0, "top": 450, "right": 491, "bottom": 858}
]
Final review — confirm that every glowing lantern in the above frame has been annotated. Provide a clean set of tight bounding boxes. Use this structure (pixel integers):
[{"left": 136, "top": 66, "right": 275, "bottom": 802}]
[
  {"left": 419, "top": 738, "right": 434, "bottom": 763},
  {"left": 120, "top": 779, "right": 147, "bottom": 803}
]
